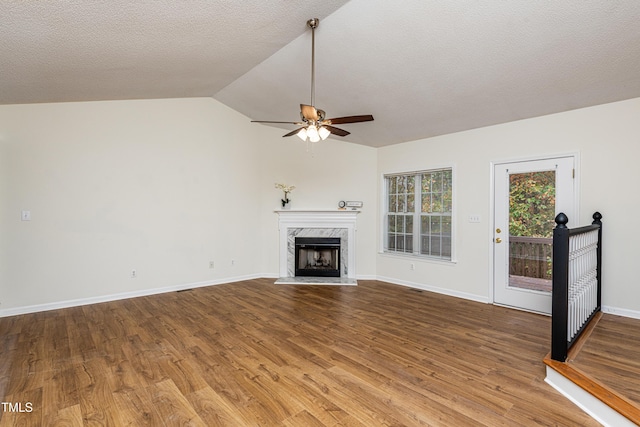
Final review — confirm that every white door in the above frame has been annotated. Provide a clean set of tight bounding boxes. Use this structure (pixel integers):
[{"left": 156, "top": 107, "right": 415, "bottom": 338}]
[{"left": 493, "top": 156, "right": 575, "bottom": 314}]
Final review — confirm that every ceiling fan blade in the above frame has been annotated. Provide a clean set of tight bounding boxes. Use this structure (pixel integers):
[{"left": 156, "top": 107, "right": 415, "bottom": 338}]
[
  {"left": 300, "top": 104, "right": 319, "bottom": 121},
  {"left": 324, "top": 115, "right": 374, "bottom": 125},
  {"left": 251, "top": 120, "right": 304, "bottom": 125},
  {"left": 323, "top": 125, "right": 350, "bottom": 137},
  {"left": 282, "top": 127, "right": 305, "bottom": 137}
]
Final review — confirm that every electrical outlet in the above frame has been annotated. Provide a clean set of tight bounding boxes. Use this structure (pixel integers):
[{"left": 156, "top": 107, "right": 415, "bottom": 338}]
[
  {"left": 130, "top": 269, "right": 136, "bottom": 278},
  {"left": 231, "top": 259, "right": 236, "bottom": 266},
  {"left": 209, "top": 261, "right": 215, "bottom": 269},
  {"left": 410, "top": 263, "right": 415, "bottom": 271}
]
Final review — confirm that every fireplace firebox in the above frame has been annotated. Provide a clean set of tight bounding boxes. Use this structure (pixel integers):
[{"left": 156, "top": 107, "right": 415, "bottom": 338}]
[{"left": 294, "top": 237, "right": 341, "bottom": 277}]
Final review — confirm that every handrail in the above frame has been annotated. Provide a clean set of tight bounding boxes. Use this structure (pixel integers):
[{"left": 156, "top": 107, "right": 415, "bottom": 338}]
[{"left": 550, "top": 212, "right": 602, "bottom": 362}]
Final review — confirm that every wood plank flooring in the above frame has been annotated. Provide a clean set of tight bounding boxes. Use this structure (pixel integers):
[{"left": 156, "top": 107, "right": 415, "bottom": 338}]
[
  {"left": 571, "top": 313, "right": 640, "bottom": 406},
  {"left": 0, "top": 279, "right": 601, "bottom": 426}
]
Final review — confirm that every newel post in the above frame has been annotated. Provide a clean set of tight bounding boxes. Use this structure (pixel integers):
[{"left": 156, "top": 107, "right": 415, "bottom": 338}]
[
  {"left": 592, "top": 212, "right": 603, "bottom": 309},
  {"left": 551, "top": 212, "right": 570, "bottom": 361}
]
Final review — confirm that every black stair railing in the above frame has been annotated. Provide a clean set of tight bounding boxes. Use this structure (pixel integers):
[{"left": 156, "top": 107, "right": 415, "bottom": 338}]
[{"left": 551, "top": 212, "right": 602, "bottom": 362}]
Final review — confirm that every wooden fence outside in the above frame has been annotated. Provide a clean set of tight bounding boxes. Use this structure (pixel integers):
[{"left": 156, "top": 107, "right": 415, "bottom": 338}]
[{"left": 509, "top": 236, "right": 553, "bottom": 279}]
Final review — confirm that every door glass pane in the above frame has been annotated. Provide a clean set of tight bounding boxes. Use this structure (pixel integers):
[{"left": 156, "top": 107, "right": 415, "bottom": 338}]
[{"left": 508, "top": 171, "right": 555, "bottom": 292}]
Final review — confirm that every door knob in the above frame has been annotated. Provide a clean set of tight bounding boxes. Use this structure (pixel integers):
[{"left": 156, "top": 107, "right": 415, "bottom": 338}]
[{"left": 495, "top": 237, "right": 502, "bottom": 243}]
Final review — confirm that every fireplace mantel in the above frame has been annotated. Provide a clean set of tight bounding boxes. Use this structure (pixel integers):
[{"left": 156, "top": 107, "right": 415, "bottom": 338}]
[
  {"left": 276, "top": 210, "right": 359, "bottom": 281},
  {"left": 275, "top": 209, "right": 360, "bottom": 224}
]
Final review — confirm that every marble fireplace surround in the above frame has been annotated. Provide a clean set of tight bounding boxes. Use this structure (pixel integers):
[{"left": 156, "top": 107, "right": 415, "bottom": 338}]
[{"left": 275, "top": 210, "right": 359, "bottom": 285}]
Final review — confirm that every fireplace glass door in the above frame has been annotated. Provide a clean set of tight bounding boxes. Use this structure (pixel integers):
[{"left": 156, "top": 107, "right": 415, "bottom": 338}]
[{"left": 295, "top": 237, "right": 340, "bottom": 277}]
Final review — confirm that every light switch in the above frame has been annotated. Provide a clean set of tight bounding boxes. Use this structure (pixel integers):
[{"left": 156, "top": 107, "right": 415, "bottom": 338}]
[{"left": 21, "top": 210, "right": 31, "bottom": 221}]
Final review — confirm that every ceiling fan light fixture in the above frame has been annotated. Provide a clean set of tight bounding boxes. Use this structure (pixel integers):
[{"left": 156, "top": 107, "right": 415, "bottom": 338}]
[
  {"left": 307, "top": 125, "right": 320, "bottom": 142},
  {"left": 318, "top": 126, "right": 331, "bottom": 140},
  {"left": 296, "top": 128, "right": 308, "bottom": 141}
]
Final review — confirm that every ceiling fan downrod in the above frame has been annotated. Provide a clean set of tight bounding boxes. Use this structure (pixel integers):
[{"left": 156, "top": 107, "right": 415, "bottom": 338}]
[{"left": 307, "top": 18, "right": 319, "bottom": 109}]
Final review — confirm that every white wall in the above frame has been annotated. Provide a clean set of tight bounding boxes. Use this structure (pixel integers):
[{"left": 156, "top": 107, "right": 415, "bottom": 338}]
[
  {"left": 0, "top": 98, "right": 378, "bottom": 314},
  {"left": 0, "top": 98, "right": 260, "bottom": 311},
  {"left": 2, "top": 96, "right": 638, "bottom": 316},
  {"left": 377, "top": 97, "right": 640, "bottom": 314}
]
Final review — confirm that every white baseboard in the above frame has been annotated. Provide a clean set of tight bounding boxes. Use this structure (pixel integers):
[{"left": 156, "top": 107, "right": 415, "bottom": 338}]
[
  {"left": 545, "top": 366, "right": 636, "bottom": 427},
  {"left": 356, "top": 274, "right": 378, "bottom": 281},
  {"left": 377, "top": 277, "right": 640, "bottom": 319},
  {"left": 375, "top": 276, "right": 490, "bottom": 304},
  {"left": 602, "top": 305, "right": 640, "bottom": 320},
  {"left": 0, "top": 274, "right": 264, "bottom": 318},
  {"left": 3, "top": 274, "right": 639, "bottom": 322}
]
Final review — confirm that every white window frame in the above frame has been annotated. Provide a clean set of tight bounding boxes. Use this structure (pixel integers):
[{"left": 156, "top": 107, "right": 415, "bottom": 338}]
[{"left": 382, "top": 167, "right": 455, "bottom": 262}]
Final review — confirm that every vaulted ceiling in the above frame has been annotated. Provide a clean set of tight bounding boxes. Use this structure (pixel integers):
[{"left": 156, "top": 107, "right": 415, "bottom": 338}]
[{"left": 2, "top": 1, "right": 640, "bottom": 147}]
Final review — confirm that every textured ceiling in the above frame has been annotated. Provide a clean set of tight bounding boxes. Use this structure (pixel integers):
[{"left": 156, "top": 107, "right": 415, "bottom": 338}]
[
  {"left": 2, "top": 1, "right": 640, "bottom": 147},
  {"left": 0, "top": 0, "right": 349, "bottom": 103}
]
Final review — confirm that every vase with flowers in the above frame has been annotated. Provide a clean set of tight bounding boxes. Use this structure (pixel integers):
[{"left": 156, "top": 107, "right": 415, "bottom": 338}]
[{"left": 275, "top": 183, "right": 295, "bottom": 209}]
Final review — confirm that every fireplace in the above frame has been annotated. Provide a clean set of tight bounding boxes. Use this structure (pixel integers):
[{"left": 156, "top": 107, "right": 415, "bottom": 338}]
[
  {"left": 295, "top": 237, "right": 340, "bottom": 277},
  {"left": 275, "top": 209, "right": 359, "bottom": 283}
]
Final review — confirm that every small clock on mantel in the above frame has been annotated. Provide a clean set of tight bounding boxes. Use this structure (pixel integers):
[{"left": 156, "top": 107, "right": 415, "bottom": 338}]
[{"left": 339, "top": 201, "right": 363, "bottom": 210}]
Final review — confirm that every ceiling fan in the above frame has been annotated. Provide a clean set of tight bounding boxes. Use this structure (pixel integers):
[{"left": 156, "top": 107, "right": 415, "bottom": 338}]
[{"left": 251, "top": 18, "right": 374, "bottom": 142}]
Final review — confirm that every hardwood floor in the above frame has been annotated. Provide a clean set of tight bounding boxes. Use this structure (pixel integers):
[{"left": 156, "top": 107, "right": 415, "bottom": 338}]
[
  {"left": 571, "top": 313, "right": 640, "bottom": 406},
  {"left": 0, "top": 279, "right": 600, "bottom": 426}
]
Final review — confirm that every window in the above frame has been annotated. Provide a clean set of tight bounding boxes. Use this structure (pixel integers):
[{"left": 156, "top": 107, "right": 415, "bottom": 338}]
[{"left": 384, "top": 168, "right": 453, "bottom": 260}]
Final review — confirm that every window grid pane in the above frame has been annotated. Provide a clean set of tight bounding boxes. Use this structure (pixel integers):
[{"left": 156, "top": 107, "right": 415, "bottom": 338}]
[{"left": 386, "top": 169, "right": 452, "bottom": 260}]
